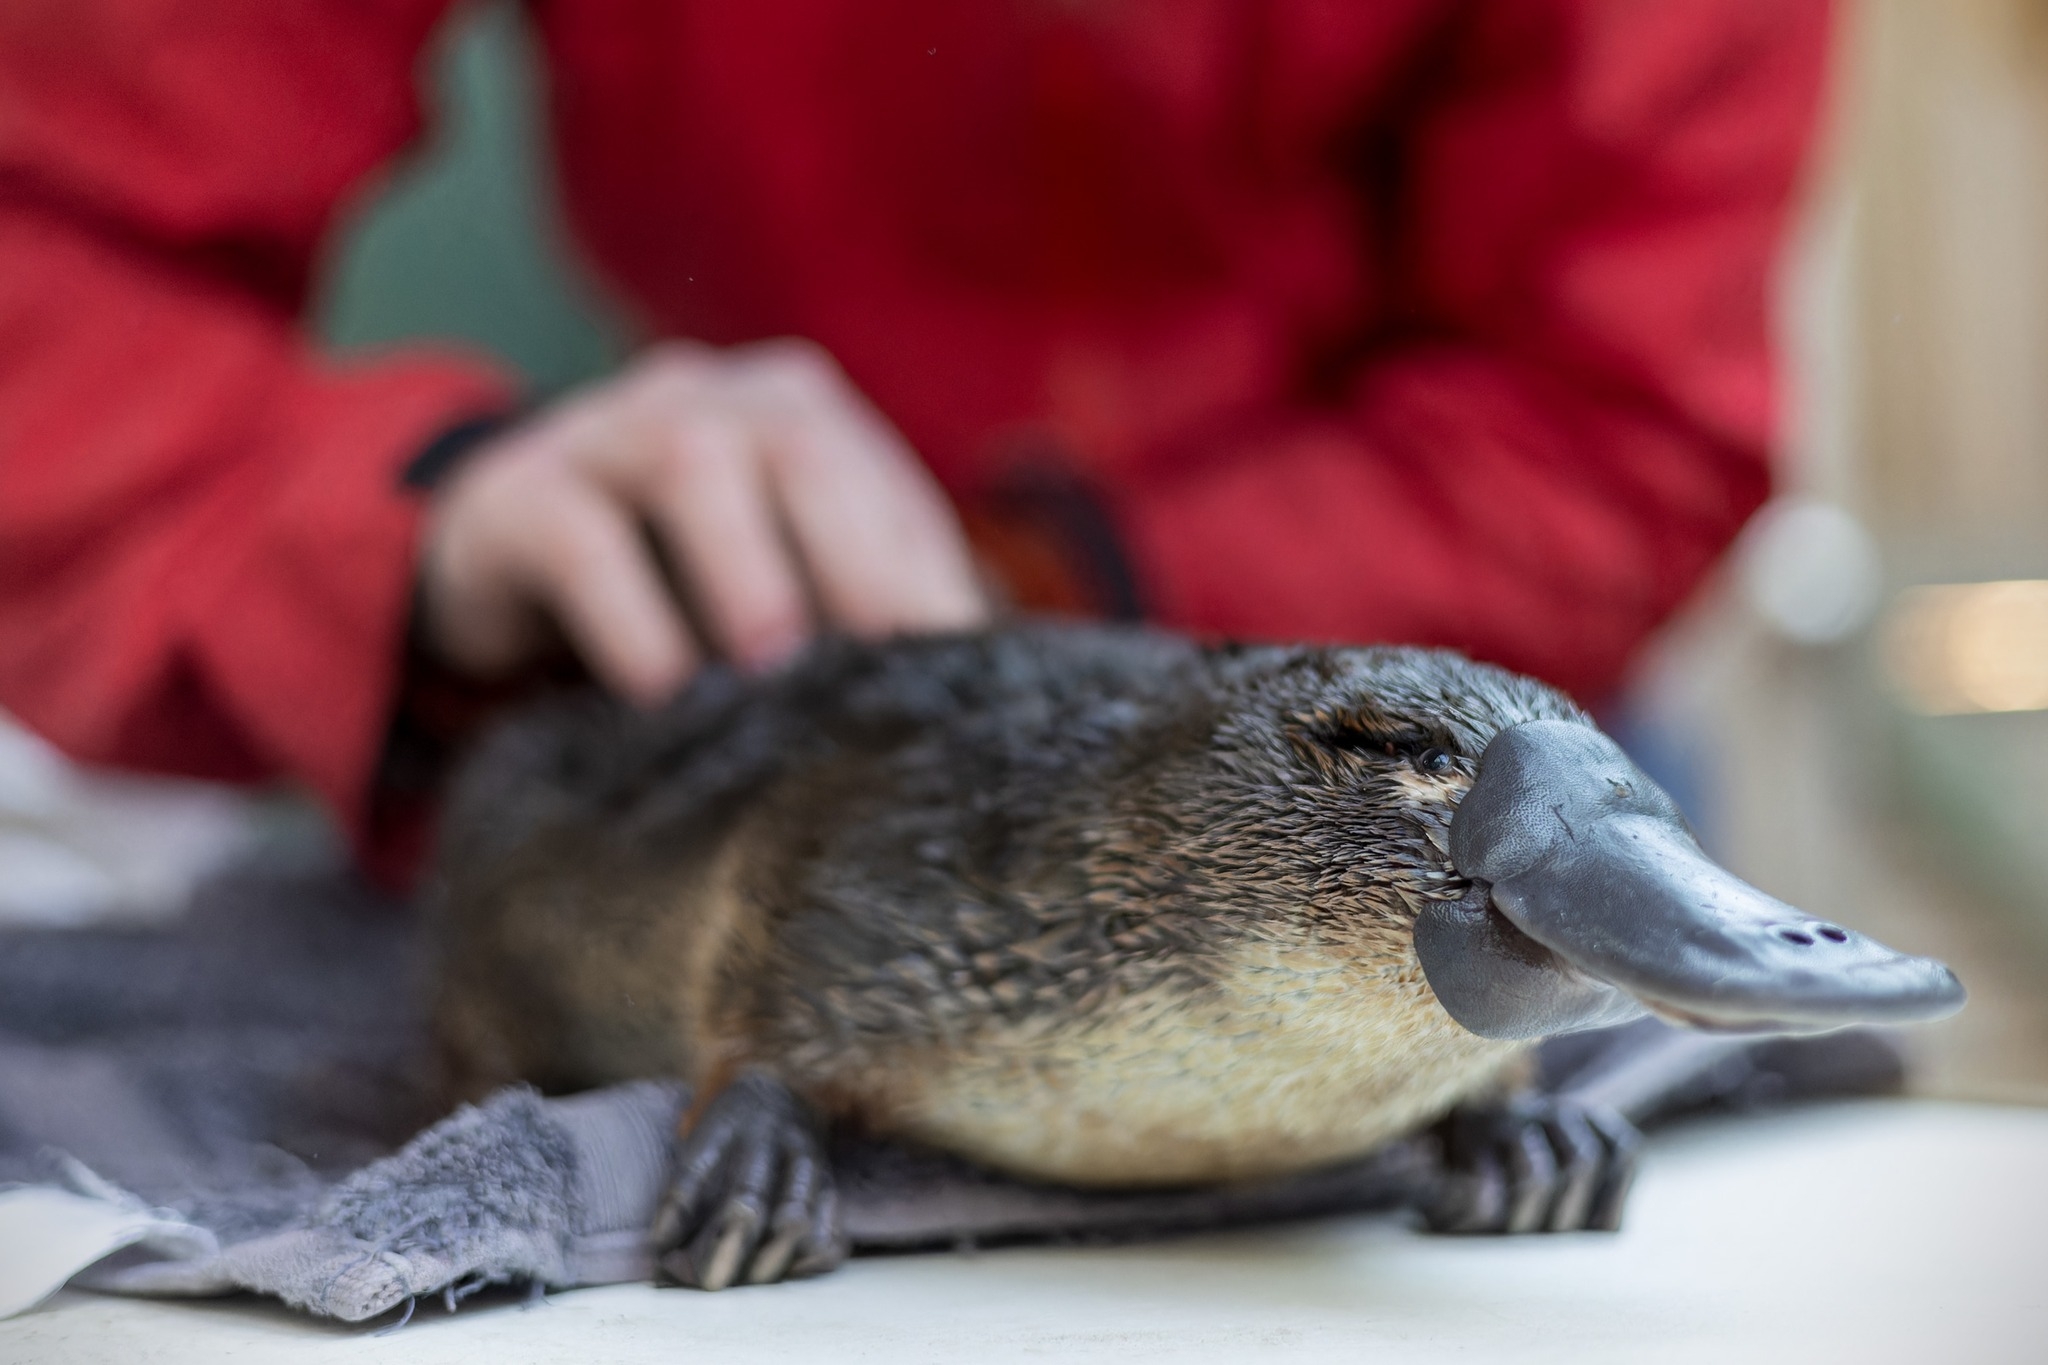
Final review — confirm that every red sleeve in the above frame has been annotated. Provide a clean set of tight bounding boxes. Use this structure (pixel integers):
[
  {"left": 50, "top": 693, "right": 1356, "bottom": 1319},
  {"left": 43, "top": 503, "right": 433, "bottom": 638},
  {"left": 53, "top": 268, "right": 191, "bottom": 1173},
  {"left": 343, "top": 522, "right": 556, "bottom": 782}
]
[
  {"left": 1120, "top": 0, "right": 1830, "bottom": 701},
  {"left": 0, "top": 1, "right": 517, "bottom": 858}
]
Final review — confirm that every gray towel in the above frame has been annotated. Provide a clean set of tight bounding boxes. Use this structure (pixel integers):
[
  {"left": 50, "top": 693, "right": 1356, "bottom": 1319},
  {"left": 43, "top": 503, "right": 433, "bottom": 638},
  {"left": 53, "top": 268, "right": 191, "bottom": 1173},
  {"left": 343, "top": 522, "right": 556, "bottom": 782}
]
[
  {"left": 0, "top": 869, "right": 1894, "bottom": 1324},
  {"left": 56, "top": 1082, "right": 684, "bottom": 1319},
  {"left": 28, "top": 1079, "right": 1423, "bottom": 1323},
  {"left": 0, "top": 871, "right": 1420, "bottom": 1322}
]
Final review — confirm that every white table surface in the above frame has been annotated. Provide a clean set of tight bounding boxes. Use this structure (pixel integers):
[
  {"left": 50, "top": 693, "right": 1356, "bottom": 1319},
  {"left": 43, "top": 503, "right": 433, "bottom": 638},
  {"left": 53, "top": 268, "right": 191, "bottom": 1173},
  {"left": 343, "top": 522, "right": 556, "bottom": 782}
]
[{"left": 4, "top": 1100, "right": 2043, "bottom": 1365}]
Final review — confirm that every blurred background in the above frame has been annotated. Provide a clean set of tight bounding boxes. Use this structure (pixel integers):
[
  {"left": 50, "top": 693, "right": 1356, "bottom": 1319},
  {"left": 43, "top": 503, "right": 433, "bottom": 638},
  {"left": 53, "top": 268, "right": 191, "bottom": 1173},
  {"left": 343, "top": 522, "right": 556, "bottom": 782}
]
[
  {"left": 6, "top": 0, "right": 2048, "bottom": 1100},
  {"left": 1634, "top": 0, "right": 2048, "bottom": 1103}
]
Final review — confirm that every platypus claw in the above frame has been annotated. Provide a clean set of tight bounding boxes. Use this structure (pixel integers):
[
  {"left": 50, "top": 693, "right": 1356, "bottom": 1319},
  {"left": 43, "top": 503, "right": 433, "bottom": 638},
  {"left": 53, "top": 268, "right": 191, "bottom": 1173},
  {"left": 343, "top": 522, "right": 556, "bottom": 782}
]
[
  {"left": 1421, "top": 1094, "right": 1640, "bottom": 1235},
  {"left": 652, "top": 1070, "right": 847, "bottom": 1290}
]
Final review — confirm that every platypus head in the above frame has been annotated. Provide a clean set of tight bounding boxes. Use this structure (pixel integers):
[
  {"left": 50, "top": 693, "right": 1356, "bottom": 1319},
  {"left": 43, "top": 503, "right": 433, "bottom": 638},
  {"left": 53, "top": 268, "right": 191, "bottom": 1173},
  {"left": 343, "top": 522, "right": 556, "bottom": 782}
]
[{"left": 1176, "top": 643, "right": 1964, "bottom": 1042}]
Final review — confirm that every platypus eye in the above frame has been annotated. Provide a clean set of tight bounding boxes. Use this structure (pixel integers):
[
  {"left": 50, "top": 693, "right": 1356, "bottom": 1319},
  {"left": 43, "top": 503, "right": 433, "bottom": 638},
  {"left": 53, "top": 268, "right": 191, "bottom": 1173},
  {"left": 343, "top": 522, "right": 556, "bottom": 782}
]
[{"left": 1415, "top": 746, "right": 1452, "bottom": 775}]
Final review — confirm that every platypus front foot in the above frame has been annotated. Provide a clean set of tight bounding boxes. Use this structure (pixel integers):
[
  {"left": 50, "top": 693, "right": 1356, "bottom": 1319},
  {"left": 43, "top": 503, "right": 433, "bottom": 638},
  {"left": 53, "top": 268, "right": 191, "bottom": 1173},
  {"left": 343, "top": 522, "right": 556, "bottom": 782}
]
[
  {"left": 1421, "top": 1094, "right": 1640, "bottom": 1235},
  {"left": 651, "top": 1070, "right": 847, "bottom": 1290}
]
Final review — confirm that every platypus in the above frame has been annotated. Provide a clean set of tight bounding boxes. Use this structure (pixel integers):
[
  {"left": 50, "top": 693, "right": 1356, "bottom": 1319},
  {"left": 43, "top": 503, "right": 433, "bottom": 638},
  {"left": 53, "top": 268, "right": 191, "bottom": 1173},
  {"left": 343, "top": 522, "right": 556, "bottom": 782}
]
[{"left": 430, "top": 624, "right": 1964, "bottom": 1290}]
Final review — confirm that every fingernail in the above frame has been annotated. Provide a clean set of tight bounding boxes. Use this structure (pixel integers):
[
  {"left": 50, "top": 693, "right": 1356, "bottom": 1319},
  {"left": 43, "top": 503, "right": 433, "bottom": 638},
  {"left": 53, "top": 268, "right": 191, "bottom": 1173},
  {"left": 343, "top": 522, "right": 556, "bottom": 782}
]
[
  {"left": 623, "top": 660, "right": 691, "bottom": 708},
  {"left": 736, "top": 624, "right": 809, "bottom": 673}
]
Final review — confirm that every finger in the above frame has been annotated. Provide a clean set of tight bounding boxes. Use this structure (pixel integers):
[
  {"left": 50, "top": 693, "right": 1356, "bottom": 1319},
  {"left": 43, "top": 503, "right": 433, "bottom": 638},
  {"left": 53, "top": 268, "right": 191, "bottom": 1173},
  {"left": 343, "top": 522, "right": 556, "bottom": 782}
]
[
  {"left": 638, "top": 416, "right": 813, "bottom": 670},
  {"left": 417, "top": 522, "right": 549, "bottom": 679},
  {"left": 767, "top": 420, "right": 988, "bottom": 636},
  {"left": 521, "top": 482, "right": 698, "bottom": 703},
  {"left": 859, "top": 452, "right": 991, "bottom": 628},
  {"left": 725, "top": 343, "right": 986, "bottom": 634}
]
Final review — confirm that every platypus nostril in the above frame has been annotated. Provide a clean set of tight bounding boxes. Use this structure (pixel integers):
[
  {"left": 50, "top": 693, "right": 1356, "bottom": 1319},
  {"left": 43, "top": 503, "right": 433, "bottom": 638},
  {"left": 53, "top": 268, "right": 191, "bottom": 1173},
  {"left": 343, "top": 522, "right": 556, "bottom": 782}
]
[
  {"left": 1779, "top": 930, "right": 1815, "bottom": 946},
  {"left": 1816, "top": 926, "right": 1849, "bottom": 942}
]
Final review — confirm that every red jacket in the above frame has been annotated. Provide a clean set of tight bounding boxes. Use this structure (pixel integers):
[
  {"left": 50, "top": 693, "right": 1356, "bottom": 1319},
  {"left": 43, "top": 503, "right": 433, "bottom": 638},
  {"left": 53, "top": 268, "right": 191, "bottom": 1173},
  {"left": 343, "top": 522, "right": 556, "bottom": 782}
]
[{"left": 0, "top": 0, "right": 1828, "bottom": 860}]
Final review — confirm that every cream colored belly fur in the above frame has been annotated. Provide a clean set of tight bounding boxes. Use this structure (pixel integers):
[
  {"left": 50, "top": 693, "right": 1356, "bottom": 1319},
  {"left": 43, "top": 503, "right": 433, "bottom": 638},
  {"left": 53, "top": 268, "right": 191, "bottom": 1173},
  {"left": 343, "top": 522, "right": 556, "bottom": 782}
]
[{"left": 888, "top": 941, "right": 1528, "bottom": 1186}]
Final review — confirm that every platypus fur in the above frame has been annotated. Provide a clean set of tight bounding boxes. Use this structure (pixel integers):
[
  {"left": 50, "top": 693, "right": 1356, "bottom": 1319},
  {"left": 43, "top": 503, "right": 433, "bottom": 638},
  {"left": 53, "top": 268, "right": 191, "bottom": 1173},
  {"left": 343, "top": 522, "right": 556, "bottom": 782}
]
[{"left": 429, "top": 624, "right": 1963, "bottom": 1289}]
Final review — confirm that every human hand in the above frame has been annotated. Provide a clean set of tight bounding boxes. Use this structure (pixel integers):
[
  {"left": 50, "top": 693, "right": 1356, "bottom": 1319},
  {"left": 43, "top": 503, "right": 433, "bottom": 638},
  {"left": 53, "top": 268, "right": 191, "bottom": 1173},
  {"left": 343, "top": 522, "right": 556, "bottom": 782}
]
[{"left": 417, "top": 340, "right": 987, "bottom": 703}]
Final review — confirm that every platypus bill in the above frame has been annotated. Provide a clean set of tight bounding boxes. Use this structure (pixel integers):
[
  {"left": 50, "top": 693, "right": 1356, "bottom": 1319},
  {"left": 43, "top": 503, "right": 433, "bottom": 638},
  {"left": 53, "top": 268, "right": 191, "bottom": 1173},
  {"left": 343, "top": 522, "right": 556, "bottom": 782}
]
[{"left": 430, "top": 624, "right": 1964, "bottom": 1289}]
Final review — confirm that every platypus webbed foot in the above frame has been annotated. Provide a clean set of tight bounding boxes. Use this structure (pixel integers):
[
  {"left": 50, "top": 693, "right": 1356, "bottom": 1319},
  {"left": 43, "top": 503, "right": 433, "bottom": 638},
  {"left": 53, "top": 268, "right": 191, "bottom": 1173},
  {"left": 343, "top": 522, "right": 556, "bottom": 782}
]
[
  {"left": 651, "top": 1071, "right": 847, "bottom": 1290},
  {"left": 1421, "top": 1095, "right": 1640, "bottom": 1235}
]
